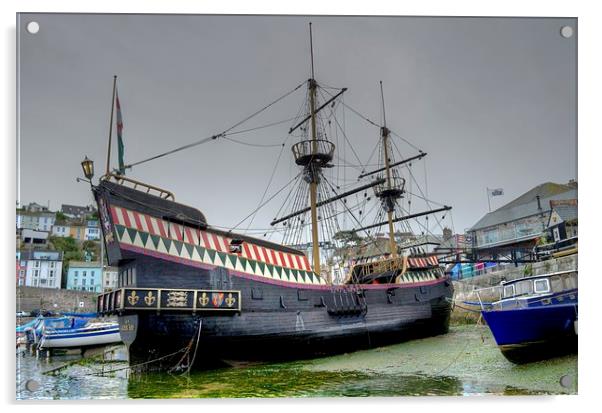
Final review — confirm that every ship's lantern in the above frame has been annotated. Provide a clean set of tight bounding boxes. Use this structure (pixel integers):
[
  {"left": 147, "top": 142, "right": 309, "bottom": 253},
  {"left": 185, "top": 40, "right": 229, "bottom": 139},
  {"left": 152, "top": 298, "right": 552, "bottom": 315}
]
[{"left": 81, "top": 156, "right": 94, "bottom": 180}]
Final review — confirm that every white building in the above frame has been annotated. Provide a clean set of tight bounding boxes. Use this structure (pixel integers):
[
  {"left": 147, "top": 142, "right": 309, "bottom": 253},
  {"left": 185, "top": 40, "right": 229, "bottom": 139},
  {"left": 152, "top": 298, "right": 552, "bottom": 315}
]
[
  {"left": 52, "top": 224, "right": 71, "bottom": 237},
  {"left": 102, "top": 266, "right": 119, "bottom": 291},
  {"left": 16, "top": 211, "right": 56, "bottom": 231},
  {"left": 85, "top": 220, "right": 101, "bottom": 241},
  {"left": 19, "top": 250, "right": 63, "bottom": 289}
]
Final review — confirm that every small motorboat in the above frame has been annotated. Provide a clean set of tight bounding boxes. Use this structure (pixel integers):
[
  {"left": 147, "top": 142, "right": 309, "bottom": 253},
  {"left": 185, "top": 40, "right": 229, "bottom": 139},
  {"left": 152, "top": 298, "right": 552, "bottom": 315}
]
[
  {"left": 38, "top": 321, "right": 121, "bottom": 349},
  {"left": 477, "top": 269, "right": 578, "bottom": 363},
  {"left": 20, "top": 316, "right": 89, "bottom": 345}
]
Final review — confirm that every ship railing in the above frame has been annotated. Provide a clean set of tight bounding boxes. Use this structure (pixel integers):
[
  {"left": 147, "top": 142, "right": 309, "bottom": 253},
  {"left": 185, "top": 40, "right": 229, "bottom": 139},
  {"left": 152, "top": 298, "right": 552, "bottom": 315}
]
[
  {"left": 101, "top": 173, "right": 175, "bottom": 200},
  {"left": 374, "top": 176, "right": 406, "bottom": 198},
  {"left": 291, "top": 139, "right": 335, "bottom": 166},
  {"left": 350, "top": 256, "right": 406, "bottom": 279}
]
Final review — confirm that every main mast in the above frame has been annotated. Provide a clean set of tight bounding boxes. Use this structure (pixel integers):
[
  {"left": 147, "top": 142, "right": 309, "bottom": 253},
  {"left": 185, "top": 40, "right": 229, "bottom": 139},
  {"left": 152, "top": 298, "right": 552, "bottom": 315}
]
[
  {"left": 290, "top": 23, "right": 336, "bottom": 281},
  {"left": 308, "top": 23, "right": 321, "bottom": 276}
]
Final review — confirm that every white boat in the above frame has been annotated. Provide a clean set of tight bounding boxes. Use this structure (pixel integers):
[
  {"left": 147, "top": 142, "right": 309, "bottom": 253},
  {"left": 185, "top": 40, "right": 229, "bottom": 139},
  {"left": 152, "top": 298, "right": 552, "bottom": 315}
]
[{"left": 38, "top": 322, "right": 121, "bottom": 349}]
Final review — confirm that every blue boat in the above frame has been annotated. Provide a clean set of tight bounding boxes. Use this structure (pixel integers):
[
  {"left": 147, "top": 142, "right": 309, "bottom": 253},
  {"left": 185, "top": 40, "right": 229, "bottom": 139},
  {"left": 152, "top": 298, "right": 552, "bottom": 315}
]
[
  {"left": 19, "top": 316, "right": 89, "bottom": 345},
  {"left": 39, "top": 321, "right": 121, "bottom": 349},
  {"left": 478, "top": 270, "right": 578, "bottom": 363}
]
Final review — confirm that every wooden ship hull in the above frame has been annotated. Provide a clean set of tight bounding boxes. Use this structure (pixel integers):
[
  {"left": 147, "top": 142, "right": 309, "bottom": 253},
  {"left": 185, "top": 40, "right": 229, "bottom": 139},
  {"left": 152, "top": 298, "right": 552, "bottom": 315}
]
[{"left": 95, "top": 179, "right": 453, "bottom": 369}]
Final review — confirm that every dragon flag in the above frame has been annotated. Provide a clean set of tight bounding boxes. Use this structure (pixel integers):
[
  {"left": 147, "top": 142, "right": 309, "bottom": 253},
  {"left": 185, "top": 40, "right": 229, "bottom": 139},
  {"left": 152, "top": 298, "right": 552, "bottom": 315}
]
[{"left": 115, "top": 86, "right": 125, "bottom": 175}]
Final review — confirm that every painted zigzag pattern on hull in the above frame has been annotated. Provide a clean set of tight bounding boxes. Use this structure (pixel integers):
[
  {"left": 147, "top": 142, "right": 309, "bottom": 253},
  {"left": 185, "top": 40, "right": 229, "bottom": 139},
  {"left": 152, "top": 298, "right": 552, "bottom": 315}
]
[{"left": 110, "top": 206, "right": 326, "bottom": 286}]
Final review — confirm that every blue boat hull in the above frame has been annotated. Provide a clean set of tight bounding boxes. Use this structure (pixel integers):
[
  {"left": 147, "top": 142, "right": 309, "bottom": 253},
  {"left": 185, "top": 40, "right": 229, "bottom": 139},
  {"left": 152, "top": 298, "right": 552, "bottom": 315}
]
[{"left": 482, "top": 302, "right": 577, "bottom": 364}]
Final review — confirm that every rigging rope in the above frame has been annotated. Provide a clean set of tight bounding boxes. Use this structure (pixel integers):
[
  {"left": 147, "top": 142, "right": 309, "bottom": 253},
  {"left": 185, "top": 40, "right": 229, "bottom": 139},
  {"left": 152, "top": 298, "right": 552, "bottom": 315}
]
[{"left": 124, "top": 81, "right": 306, "bottom": 169}]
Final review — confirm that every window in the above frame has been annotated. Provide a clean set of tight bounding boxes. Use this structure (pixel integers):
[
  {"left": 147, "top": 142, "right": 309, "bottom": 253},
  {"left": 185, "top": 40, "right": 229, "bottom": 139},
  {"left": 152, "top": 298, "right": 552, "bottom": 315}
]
[
  {"left": 74, "top": 278, "right": 78, "bottom": 286},
  {"left": 503, "top": 284, "right": 515, "bottom": 298},
  {"left": 534, "top": 279, "right": 550, "bottom": 294},
  {"left": 40, "top": 279, "right": 47, "bottom": 284},
  {"left": 83, "top": 271, "right": 87, "bottom": 277},
  {"left": 49, "top": 280, "right": 54, "bottom": 287},
  {"left": 515, "top": 280, "right": 533, "bottom": 296},
  {"left": 33, "top": 269, "right": 39, "bottom": 278},
  {"left": 550, "top": 276, "right": 563, "bottom": 292},
  {"left": 74, "top": 271, "right": 79, "bottom": 277},
  {"left": 49, "top": 270, "right": 54, "bottom": 278},
  {"left": 34, "top": 261, "right": 40, "bottom": 268},
  {"left": 82, "top": 279, "right": 87, "bottom": 286},
  {"left": 50, "top": 262, "right": 55, "bottom": 268}
]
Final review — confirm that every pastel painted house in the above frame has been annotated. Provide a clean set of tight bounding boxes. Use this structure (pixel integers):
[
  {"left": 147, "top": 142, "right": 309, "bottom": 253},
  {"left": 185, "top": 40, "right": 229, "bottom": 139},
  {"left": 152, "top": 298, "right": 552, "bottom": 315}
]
[{"left": 66, "top": 261, "right": 103, "bottom": 292}]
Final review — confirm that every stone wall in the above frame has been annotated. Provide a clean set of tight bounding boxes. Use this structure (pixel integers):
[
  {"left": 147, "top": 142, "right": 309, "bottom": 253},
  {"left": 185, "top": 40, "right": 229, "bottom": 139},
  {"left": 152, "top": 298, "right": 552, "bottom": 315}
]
[{"left": 16, "top": 286, "right": 97, "bottom": 313}]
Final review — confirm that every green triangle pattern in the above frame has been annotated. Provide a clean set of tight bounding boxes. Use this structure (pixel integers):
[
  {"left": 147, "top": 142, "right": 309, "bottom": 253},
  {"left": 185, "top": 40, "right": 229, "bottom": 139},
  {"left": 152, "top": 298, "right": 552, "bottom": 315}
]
[
  {"left": 217, "top": 252, "right": 227, "bottom": 267},
  {"left": 266, "top": 264, "right": 274, "bottom": 277},
  {"left": 195, "top": 246, "right": 206, "bottom": 261},
  {"left": 238, "top": 257, "right": 248, "bottom": 271},
  {"left": 139, "top": 231, "right": 149, "bottom": 246},
  {"left": 206, "top": 249, "right": 216, "bottom": 263},
  {"left": 283, "top": 267, "right": 291, "bottom": 281},
  {"left": 173, "top": 240, "right": 184, "bottom": 255},
  {"left": 257, "top": 262, "right": 266, "bottom": 275},
  {"left": 228, "top": 254, "right": 238, "bottom": 268},
  {"left": 305, "top": 271, "right": 313, "bottom": 283},
  {"left": 248, "top": 259, "right": 256, "bottom": 273},
  {"left": 150, "top": 234, "right": 161, "bottom": 249},
  {"left": 115, "top": 225, "right": 126, "bottom": 239},
  {"left": 184, "top": 243, "right": 194, "bottom": 259},
  {"left": 163, "top": 238, "right": 172, "bottom": 252},
  {"left": 126, "top": 228, "right": 137, "bottom": 243}
]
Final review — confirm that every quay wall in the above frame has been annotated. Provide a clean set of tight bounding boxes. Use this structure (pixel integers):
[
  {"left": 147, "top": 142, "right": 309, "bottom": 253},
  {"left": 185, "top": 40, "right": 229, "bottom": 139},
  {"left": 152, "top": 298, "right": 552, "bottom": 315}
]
[
  {"left": 451, "top": 254, "right": 578, "bottom": 324},
  {"left": 16, "top": 286, "right": 97, "bottom": 313}
]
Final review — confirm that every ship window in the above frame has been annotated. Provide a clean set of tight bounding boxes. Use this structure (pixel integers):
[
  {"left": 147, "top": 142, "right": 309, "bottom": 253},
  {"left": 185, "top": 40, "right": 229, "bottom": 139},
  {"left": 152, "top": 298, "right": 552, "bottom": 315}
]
[
  {"left": 503, "top": 284, "right": 515, "bottom": 298},
  {"left": 515, "top": 280, "right": 533, "bottom": 296},
  {"left": 534, "top": 279, "right": 550, "bottom": 294},
  {"left": 550, "top": 275, "right": 563, "bottom": 292}
]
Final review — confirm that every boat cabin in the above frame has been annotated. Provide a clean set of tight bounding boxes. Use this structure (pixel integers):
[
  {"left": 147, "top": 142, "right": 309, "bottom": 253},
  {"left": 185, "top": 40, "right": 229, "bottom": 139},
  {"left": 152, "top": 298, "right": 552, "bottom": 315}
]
[{"left": 490, "top": 270, "right": 577, "bottom": 310}]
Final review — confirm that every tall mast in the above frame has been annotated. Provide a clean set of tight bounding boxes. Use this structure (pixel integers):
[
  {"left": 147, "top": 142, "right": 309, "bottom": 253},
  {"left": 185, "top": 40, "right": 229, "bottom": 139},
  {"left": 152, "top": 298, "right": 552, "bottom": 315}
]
[
  {"left": 380, "top": 81, "right": 398, "bottom": 258},
  {"left": 308, "top": 22, "right": 322, "bottom": 277}
]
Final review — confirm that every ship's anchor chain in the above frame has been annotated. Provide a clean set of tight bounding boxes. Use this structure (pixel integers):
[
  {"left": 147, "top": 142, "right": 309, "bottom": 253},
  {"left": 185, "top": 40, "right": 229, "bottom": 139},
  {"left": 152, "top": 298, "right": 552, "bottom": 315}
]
[{"left": 168, "top": 318, "right": 203, "bottom": 375}]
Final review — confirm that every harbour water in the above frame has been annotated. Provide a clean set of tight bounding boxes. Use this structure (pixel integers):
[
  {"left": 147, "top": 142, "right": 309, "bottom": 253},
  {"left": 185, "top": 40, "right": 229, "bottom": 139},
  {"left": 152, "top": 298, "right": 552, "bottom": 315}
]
[{"left": 16, "top": 325, "right": 577, "bottom": 399}]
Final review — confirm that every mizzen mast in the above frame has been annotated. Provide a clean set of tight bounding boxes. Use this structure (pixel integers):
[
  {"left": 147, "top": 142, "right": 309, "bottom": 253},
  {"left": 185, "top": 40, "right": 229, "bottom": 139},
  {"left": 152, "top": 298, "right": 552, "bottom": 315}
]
[{"left": 375, "top": 81, "right": 405, "bottom": 258}]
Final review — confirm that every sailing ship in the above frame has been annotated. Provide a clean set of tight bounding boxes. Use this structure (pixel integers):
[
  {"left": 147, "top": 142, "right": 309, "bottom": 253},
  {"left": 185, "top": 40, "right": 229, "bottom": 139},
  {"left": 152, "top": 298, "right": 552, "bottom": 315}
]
[{"left": 91, "top": 25, "right": 454, "bottom": 369}]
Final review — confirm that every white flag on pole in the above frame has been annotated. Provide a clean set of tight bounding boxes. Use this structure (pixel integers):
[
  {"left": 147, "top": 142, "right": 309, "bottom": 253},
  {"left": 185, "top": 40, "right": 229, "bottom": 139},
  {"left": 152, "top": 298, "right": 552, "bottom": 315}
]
[{"left": 488, "top": 188, "right": 504, "bottom": 197}]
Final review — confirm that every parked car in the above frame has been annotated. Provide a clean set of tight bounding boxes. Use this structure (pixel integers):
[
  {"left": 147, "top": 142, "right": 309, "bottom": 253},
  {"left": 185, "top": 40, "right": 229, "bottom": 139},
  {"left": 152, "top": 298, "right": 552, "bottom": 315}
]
[{"left": 16, "top": 311, "right": 31, "bottom": 317}]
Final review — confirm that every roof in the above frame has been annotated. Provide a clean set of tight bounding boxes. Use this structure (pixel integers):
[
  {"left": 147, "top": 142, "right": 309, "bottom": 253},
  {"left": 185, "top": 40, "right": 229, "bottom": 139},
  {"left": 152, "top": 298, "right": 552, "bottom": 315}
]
[
  {"left": 68, "top": 261, "right": 102, "bottom": 268},
  {"left": 470, "top": 182, "right": 577, "bottom": 231},
  {"left": 19, "top": 250, "right": 63, "bottom": 260},
  {"left": 61, "top": 204, "right": 96, "bottom": 215}
]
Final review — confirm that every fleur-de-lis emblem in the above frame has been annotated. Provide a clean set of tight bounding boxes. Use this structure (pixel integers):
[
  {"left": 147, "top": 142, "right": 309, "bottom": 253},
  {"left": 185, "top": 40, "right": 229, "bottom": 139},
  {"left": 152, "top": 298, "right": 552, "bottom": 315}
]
[
  {"left": 199, "top": 292, "right": 209, "bottom": 307},
  {"left": 225, "top": 292, "right": 236, "bottom": 308},
  {"left": 127, "top": 291, "right": 139, "bottom": 305},
  {"left": 144, "top": 291, "right": 156, "bottom": 306}
]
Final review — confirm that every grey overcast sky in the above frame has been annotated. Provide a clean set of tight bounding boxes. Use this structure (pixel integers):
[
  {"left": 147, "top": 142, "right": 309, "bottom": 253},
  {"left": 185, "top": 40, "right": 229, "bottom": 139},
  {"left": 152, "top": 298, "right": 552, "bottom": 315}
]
[{"left": 17, "top": 14, "right": 576, "bottom": 238}]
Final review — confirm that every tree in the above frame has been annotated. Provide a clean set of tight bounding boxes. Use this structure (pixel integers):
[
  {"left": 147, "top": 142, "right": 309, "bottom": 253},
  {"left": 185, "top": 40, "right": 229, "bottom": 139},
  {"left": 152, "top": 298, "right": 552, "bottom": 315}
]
[{"left": 54, "top": 211, "right": 68, "bottom": 224}]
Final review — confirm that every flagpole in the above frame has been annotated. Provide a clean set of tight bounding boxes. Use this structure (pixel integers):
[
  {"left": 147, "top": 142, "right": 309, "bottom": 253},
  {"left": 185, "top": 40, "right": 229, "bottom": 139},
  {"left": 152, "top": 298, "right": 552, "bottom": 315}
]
[
  {"left": 105, "top": 75, "right": 117, "bottom": 175},
  {"left": 486, "top": 187, "right": 491, "bottom": 212}
]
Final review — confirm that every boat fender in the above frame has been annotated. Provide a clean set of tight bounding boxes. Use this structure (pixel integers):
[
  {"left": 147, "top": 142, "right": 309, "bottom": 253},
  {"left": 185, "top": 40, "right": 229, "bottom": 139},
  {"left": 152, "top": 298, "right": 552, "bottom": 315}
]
[
  {"left": 574, "top": 319, "right": 578, "bottom": 335},
  {"left": 280, "top": 296, "right": 287, "bottom": 310}
]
